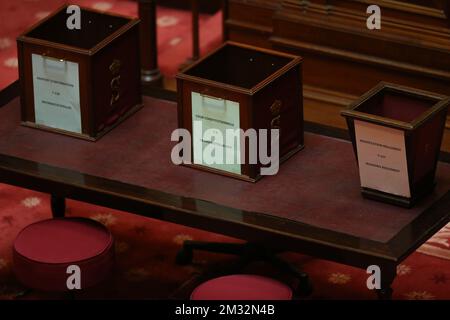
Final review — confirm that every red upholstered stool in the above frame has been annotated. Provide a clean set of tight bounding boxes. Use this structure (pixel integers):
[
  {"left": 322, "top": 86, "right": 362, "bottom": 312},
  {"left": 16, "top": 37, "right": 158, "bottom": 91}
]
[
  {"left": 191, "top": 275, "right": 293, "bottom": 300},
  {"left": 13, "top": 217, "right": 114, "bottom": 292}
]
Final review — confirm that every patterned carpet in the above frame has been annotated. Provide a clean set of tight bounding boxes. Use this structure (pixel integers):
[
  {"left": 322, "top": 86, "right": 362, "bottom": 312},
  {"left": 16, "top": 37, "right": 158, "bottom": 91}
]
[{"left": 0, "top": 0, "right": 449, "bottom": 300}]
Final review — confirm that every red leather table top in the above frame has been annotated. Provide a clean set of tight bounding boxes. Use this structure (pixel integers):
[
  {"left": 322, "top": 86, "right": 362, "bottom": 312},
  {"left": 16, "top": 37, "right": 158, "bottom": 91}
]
[{"left": 1, "top": 96, "right": 449, "bottom": 243}]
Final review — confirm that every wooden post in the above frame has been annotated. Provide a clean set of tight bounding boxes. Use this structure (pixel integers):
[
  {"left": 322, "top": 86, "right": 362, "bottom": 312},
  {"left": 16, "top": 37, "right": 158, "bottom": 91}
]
[
  {"left": 192, "top": 0, "right": 200, "bottom": 61},
  {"left": 179, "top": 0, "right": 200, "bottom": 70},
  {"left": 138, "top": 0, "right": 163, "bottom": 86},
  {"left": 51, "top": 195, "right": 66, "bottom": 218}
]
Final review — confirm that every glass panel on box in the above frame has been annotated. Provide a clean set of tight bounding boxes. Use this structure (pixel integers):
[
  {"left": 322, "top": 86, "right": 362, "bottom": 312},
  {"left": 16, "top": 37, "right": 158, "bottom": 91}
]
[
  {"left": 32, "top": 53, "right": 82, "bottom": 134},
  {"left": 192, "top": 92, "right": 241, "bottom": 175},
  {"left": 354, "top": 119, "right": 410, "bottom": 197}
]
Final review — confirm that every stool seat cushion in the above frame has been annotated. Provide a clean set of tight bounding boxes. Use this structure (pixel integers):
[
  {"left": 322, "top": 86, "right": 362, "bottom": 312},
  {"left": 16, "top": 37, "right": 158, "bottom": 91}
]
[
  {"left": 13, "top": 217, "right": 114, "bottom": 292},
  {"left": 191, "top": 274, "right": 293, "bottom": 300}
]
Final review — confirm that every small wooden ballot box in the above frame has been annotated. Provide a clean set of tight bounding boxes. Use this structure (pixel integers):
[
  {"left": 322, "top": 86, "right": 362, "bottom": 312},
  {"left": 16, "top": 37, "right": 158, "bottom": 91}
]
[
  {"left": 176, "top": 42, "right": 304, "bottom": 182},
  {"left": 341, "top": 82, "right": 450, "bottom": 207},
  {"left": 17, "top": 5, "right": 142, "bottom": 140}
]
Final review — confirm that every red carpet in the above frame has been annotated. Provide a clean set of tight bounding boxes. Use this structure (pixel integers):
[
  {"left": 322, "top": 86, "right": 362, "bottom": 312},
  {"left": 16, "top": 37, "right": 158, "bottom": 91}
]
[
  {"left": 0, "top": 0, "right": 449, "bottom": 300},
  {"left": 0, "top": 186, "right": 449, "bottom": 300}
]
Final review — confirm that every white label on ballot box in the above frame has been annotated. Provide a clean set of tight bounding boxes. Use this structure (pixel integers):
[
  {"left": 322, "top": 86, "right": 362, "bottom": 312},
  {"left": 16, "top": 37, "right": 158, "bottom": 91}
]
[
  {"left": 355, "top": 120, "right": 410, "bottom": 198},
  {"left": 192, "top": 92, "right": 241, "bottom": 175},
  {"left": 32, "top": 53, "right": 82, "bottom": 134}
]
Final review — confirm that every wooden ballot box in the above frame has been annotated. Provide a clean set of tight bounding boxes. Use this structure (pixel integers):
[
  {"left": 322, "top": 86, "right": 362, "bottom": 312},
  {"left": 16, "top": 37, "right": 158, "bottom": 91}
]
[
  {"left": 17, "top": 5, "right": 142, "bottom": 140},
  {"left": 176, "top": 42, "right": 303, "bottom": 181},
  {"left": 341, "top": 82, "right": 450, "bottom": 207}
]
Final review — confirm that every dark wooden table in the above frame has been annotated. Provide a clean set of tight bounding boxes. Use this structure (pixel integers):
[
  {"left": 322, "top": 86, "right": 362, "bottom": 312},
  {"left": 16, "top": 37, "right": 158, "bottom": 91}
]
[{"left": 1, "top": 81, "right": 449, "bottom": 300}]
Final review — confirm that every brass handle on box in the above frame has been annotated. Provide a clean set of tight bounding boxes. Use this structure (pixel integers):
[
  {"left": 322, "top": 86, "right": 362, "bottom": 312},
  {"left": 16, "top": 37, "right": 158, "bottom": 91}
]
[
  {"left": 109, "top": 59, "right": 122, "bottom": 107},
  {"left": 271, "top": 116, "right": 281, "bottom": 130},
  {"left": 270, "top": 100, "right": 282, "bottom": 130},
  {"left": 270, "top": 100, "right": 282, "bottom": 116},
  {"left": 110, "top": 76, "right": 121, "bottom": 106}
]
